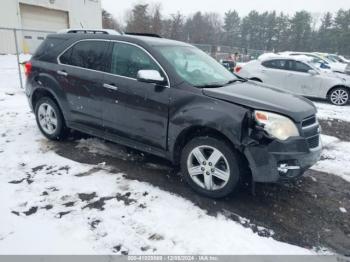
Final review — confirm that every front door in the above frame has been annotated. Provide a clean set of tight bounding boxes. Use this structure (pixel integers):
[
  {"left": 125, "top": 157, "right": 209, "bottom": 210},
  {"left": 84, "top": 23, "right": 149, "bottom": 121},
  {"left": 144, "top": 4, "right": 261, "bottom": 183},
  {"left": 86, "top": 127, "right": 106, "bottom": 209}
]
[
  {"left": 102, "top": 41, "right": 170, "bottom": 150},
  {"left": 285, "top": 61, "right": 320, "bottom": 97}
]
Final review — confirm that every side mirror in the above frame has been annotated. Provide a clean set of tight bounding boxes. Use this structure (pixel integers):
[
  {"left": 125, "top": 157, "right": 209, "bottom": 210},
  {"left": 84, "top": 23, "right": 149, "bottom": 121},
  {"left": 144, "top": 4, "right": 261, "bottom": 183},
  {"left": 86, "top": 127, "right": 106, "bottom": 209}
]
[
  {"left": 308, "top": 69, "right": 318, "bottom": 76},
  {"left": 320, "top": 63, "right": 331, "bottom": 69},
  {"left": 137, "top": 70, "right": 166, "bottom": 85}
]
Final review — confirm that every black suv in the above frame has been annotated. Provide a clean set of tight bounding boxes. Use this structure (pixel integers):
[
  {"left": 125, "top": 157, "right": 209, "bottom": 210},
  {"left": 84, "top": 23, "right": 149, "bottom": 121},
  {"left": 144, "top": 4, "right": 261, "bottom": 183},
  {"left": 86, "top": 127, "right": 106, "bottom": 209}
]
[{"left": 25, "top": 30, "right": 322, "bottom": 198}]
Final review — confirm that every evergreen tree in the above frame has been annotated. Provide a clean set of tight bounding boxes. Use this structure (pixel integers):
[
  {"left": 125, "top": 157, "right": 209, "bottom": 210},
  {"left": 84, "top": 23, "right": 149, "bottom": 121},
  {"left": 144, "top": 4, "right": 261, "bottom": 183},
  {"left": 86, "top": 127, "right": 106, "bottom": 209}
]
[
  {"left": 223, "top": 10, "right": 241, "bottom": 46},
  {"left": 125, "top": 4, "right": 151, "bottom": 33}
]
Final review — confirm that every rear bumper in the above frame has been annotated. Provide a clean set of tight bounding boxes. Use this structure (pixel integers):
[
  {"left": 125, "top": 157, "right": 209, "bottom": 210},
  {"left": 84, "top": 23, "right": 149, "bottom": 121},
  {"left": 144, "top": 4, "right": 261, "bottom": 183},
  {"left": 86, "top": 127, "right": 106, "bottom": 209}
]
[{"left": 244, "top": 136, "right": 322, "bottom": 183}]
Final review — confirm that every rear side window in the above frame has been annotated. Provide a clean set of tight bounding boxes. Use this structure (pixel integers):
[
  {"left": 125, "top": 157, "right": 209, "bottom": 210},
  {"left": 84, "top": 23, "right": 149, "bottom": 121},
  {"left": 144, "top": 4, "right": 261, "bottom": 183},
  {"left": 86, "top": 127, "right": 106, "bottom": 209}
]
[
  {"left": 59, "top": 40, "right": 109, "bottom": 71},
  {"left": 262, "top": 59, "right": 288, "bottom": 70},
  {"left": 33, "top": 37, "right": 67, "bottom": 62},
  {"left": 109, "top": 42, "right": 161, "bottom": 79}
]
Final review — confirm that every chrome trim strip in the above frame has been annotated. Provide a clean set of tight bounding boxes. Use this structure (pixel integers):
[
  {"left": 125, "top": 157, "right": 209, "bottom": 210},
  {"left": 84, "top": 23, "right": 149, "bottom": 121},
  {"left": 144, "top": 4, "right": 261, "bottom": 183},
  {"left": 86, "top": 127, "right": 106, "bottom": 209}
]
[
  {"left": 278, "top": 164, "right": 300, "bottom": 174},
  {"left": 56, "top": 39, "right": 170, "bottom": 88},
  {"left": 301, "top": 122, "right": 319, "bottom": 130}
]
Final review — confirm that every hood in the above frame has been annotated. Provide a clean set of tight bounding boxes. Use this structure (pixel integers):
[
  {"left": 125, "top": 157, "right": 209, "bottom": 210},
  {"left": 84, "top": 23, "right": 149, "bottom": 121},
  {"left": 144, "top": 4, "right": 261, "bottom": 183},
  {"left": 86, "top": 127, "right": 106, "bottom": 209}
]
[
  {"left": 320, "top": 70, "right": 350, "bottom": 83},
  {"left": 203, "top": 81, "right": 316, "bottom": 122}
]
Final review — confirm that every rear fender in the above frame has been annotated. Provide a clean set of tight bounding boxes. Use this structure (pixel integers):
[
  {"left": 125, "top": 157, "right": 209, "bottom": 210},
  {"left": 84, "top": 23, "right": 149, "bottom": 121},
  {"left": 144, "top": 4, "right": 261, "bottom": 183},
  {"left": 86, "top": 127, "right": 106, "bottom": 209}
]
[{"left": 31, "top": 70, "right": 70, "bottom": 122}]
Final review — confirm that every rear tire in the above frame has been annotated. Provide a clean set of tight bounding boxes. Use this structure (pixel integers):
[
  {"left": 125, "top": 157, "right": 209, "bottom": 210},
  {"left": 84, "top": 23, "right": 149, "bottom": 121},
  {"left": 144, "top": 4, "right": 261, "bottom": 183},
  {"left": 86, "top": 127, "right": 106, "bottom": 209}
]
[
  {"left": 328, "top": 87, "right": 349, "bottom": 106},
  {"left": 35, "top": 97, "right": 68, "bottom": 140},
  {"left": 180, "top": 137, "right": 241, "bottom": 198}
]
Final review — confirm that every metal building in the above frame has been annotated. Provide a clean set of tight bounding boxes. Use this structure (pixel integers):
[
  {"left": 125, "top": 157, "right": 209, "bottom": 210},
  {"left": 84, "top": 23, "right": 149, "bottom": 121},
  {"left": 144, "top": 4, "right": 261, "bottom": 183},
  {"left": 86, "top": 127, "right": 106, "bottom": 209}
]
[{"left": 0, "top": 0, "right": 102, "bottom": 54}]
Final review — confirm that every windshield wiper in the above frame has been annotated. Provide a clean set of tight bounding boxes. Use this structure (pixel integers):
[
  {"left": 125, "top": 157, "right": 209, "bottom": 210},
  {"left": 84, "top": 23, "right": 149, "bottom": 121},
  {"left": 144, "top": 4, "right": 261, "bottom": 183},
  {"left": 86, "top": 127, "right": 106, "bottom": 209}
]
[
  {"left": 195, "top": 78, "right": 248, "bottom": 88},
  {"left": 195, "top": 83, "right": 224, "bottom": 88},
  {"left": 224, "top": 78, "right": 247, "bottom": 85}
]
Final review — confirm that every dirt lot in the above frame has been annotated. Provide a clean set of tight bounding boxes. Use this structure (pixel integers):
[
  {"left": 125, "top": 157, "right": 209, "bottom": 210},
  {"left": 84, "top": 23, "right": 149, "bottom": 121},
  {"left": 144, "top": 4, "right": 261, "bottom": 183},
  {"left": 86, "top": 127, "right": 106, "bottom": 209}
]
[{"left": 52, "top": 118, "right": 350, "bottom": 256}]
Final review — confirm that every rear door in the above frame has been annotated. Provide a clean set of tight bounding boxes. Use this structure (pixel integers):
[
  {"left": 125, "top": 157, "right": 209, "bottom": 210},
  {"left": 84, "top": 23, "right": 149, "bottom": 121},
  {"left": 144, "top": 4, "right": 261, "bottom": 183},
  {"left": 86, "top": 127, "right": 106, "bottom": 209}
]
[
  {"left": 101, "top": 41, "right": 170, "bottom": 150},
  {"left": 260, "top": 59, "right": 291, "bottom": 89},
  {"left": 57, "top": 40, "right": 110, "bottom": 130}
]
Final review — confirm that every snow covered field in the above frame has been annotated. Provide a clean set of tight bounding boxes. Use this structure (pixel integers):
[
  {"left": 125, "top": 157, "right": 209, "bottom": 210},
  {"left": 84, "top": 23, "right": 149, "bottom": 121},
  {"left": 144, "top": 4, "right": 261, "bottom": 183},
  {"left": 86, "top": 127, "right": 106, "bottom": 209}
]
[{"left": 0, "top": 55, "right": 349, "bottom": 255}]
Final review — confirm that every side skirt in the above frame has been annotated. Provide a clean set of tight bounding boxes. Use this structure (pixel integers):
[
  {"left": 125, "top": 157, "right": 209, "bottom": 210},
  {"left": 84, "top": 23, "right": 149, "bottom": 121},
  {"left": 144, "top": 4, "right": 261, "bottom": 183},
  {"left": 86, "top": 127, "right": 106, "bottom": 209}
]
[{"left": 67, "top": 122, "right": 173, "bottom": 163}]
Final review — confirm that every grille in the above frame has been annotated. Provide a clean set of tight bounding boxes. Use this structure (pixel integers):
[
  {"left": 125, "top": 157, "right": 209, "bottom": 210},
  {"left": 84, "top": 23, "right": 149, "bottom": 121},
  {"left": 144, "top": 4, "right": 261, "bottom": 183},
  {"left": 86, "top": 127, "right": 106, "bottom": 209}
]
[
  {"left": 307, "top": 135, "right": 320, "bottom": 149},
  {"left": 302, "top": 116, "right": 316, "bottom": 127},
  {"left": 301, "top": 115, "right": 320, "bottom": 149}
]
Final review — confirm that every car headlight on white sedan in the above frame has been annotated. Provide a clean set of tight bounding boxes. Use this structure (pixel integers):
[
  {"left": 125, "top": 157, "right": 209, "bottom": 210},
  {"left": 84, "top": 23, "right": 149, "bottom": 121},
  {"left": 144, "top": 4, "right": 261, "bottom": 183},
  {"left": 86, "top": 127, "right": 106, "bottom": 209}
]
[{"left": 254, "top": 110, "right": 300, "bottom": 141}]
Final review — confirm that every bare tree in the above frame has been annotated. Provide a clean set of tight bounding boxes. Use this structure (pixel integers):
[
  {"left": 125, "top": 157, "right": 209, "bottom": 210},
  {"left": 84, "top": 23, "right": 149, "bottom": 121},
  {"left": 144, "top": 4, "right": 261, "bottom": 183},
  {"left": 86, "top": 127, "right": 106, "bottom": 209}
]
[
  {"left": 150, "top": 3, "right": 163, "bottom": 34},
  {"left": 102, "top": 9, "right": 122, "bottom": 32},
  {"left": 125, "top": 4, "right": 151, "bottom": 33},
  {"left": 169, "top": 12, "right": 185, "bottom": 40}
]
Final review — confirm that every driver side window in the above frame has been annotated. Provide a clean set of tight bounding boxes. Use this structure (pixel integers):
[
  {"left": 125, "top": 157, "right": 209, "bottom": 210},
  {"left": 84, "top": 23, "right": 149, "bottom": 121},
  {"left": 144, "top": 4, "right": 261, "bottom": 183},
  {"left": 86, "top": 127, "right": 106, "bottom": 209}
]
[{"left": 110, "top": 42, "right": 161, "bottom": 79}]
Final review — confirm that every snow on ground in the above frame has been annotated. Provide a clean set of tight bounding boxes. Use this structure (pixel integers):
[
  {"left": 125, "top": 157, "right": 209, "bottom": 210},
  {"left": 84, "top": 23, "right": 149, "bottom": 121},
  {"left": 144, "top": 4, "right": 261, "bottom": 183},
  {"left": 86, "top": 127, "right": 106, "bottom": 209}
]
[
  {"left": 0, "top": 55, "right": 318, "bottom": 254},
  {"left": 312, "top": 135, "right": 350, "bottom": 182},
  {"left": 316, "top": 101, "right": 350, "bottom": 122}
]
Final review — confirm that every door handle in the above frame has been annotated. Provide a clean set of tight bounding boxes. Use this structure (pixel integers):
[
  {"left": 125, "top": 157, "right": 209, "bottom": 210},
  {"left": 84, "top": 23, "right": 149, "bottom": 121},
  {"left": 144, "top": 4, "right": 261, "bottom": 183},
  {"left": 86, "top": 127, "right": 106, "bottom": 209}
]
[
  {"left": 103, "top": 83, "right": 118, "bottom": 91},
  {"left": 57, "top": 70, "right": 68, "bottom": 77}
]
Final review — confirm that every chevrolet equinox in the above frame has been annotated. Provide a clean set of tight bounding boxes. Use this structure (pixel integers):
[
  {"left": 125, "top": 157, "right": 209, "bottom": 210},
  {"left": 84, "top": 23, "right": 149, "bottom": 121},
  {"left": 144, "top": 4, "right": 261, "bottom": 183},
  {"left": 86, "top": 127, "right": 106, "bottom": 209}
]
[{"left": 25, "top": 30, "right": 322, "bottom": 198}]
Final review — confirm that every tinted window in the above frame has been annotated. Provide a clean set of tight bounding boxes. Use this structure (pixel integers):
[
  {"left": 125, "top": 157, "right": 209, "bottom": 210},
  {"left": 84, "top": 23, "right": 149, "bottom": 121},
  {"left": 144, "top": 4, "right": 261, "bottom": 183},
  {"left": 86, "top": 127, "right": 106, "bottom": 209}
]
[
  {"left": 33, "top": 37, "right": 67, "bottom": 62},
  {"left": 262, "top": 59, "right": 289, "bottom": 70},
  {"left": 60, "top": 41, "right": 108, "bottom": 71},
  {"left": 109, "top": 42, "right": 161, "bottom": 79},
  {"left": 291, "top": 61, "right": 312, "bottom": 73}
]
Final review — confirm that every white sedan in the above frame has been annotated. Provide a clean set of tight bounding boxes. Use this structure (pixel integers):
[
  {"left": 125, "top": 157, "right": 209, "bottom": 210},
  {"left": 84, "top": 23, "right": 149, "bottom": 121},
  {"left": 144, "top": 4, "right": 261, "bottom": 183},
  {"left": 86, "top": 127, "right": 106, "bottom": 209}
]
[
  {"left": 279, "top": 51, "right": 349, "bottom": 75},
  {"left": 235, "top": 54, "right": 350, "bottom": 106}
]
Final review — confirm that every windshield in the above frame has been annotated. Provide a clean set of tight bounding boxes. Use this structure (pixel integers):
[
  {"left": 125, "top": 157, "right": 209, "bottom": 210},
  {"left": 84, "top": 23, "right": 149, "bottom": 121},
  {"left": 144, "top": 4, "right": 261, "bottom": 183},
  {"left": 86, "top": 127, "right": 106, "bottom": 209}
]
[
  {"left": 157, "top": 46, "right": 237, "bottom": 87},
  {"left": 305, "top": 61, "right": 322, "bottom": 72}
]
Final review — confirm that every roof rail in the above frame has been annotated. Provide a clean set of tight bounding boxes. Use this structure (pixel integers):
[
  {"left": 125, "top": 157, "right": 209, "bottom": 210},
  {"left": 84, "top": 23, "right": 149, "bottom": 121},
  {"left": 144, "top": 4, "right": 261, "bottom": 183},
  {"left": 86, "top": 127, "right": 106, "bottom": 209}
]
[
  {"left": 124, "top": 32, "right": 162, "bottom": 38},
  {"left": 58, "top": 29, "right": 121, "bottom": 35}
]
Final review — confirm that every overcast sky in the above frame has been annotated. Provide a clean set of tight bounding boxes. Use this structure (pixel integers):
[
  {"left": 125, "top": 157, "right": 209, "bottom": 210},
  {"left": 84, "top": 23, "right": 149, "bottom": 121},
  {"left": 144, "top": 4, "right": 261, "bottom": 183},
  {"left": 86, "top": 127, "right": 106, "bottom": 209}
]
[{"left": 102, "top": 0, "right": 350, "bottom": 23}]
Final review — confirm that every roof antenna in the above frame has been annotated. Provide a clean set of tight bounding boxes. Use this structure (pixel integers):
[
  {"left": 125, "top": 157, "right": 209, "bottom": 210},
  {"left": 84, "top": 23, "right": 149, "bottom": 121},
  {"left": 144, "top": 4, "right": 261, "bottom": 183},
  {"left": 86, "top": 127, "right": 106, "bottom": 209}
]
[{"left": 80, "top": 22, "right": 84, "bottom": 29}]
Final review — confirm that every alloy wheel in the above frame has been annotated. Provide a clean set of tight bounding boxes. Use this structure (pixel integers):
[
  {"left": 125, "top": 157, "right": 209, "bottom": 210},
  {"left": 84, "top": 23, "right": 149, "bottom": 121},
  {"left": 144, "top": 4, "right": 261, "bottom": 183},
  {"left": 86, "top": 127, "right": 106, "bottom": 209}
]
[
  {"left": 187, "top": 145, "right": 230, "bottom": 191},
  {"left": 37, "top": 103, "right": 58, "bottom": 135},
  {"left": 330, "top": 89, "right": 349, "bottom": 105}
]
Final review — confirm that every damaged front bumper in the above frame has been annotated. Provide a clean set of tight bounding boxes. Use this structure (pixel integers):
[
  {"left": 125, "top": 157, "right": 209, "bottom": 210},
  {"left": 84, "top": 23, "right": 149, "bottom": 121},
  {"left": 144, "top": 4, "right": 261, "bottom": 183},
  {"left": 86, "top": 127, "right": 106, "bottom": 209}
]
[{"left": 244, "top": 136, "right": 322, "bottom": 183}]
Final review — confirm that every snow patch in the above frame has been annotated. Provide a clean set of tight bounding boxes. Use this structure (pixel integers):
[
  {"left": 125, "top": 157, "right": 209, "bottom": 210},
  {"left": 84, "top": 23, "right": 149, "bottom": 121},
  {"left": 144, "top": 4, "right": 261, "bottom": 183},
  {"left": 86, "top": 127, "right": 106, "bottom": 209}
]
[{"left": 311, "top": 135, "right": 350, "bottom": 182}]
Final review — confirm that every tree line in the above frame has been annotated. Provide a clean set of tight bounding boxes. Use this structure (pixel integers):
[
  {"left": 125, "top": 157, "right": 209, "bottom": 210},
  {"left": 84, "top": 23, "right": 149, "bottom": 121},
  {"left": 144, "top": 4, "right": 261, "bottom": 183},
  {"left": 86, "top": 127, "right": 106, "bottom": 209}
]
[{"left": 102, "top": 4, "right": 350, "bottom": 56}]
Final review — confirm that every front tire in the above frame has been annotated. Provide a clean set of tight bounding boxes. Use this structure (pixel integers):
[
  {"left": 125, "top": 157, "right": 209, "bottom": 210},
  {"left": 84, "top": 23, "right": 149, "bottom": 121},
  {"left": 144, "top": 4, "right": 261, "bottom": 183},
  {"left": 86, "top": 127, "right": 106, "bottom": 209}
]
[
  {"left": 328, "top": 87, "right": 349, "bottom": 106},
  {"left": 35, "top": 97, "right": 67, "bottom": 140},
  {"left": 180, "top": 137, "right": 241, "bottom": 198}
]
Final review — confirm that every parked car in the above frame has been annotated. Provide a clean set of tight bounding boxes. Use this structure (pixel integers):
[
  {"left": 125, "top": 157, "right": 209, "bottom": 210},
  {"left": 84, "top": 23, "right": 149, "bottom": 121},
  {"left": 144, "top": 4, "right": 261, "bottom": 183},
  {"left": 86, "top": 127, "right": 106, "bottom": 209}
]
[
  {"left": 279, "top": 51, "right": 349, "bottom": 75},
  {"left": 220, "top": 59, "right": 236, "bottom": 73},
  {"left": 325, "top": 53, "right": 350, "bottom": 64},
  {"left": 236, "top": 54, "right": 350, "bottom": 106},
  {"left": 25, "top": 30, "right": 321, "bottom": 198},
  {"left": 315, "top": 53, "right": 350, "bottom": 75}
]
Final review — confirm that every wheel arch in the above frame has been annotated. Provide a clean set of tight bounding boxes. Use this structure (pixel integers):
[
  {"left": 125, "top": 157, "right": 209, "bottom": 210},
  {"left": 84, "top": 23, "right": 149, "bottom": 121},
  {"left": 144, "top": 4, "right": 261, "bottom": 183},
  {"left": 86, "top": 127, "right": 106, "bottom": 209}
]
[
  {"left": 172, "top": 125, "right": 249, "bottom": 167},
  {"left": 31, "top": 88, "right": 67, "bottom": 124},
  {"left": 326, "top": 85, "right": 350, "bottom": 97}
]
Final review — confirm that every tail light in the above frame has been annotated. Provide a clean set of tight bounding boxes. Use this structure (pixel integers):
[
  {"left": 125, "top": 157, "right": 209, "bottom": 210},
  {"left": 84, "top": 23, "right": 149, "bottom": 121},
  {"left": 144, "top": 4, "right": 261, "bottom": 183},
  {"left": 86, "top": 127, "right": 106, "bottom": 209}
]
[
  {"left": 24, "top": 61, "right": 32, "bottom": 77},
  {"left": 235, "top": 66, "right": 242, "bottom": 73}
]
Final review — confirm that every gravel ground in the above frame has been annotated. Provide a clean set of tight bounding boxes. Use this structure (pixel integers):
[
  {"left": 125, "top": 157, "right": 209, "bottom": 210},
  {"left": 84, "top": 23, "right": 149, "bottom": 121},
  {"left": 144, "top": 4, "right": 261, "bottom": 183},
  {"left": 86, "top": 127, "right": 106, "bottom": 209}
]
[{"left": 52, "top": 123, "right": 350, "bottom": 255}]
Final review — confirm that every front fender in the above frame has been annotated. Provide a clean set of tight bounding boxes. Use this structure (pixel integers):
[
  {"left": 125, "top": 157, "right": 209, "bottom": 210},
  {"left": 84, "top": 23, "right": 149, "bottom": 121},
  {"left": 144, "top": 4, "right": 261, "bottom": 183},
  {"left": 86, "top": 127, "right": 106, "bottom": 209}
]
[{"left": 168, "top": 93, "right": 250, "bottom": 160}]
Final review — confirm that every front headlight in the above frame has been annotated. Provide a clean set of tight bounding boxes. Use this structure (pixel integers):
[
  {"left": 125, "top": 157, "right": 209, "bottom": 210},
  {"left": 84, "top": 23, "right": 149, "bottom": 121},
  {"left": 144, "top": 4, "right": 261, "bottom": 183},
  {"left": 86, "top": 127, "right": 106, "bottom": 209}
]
[{"left": 254, "top": 110, "right": 300, "bottom": 141}]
